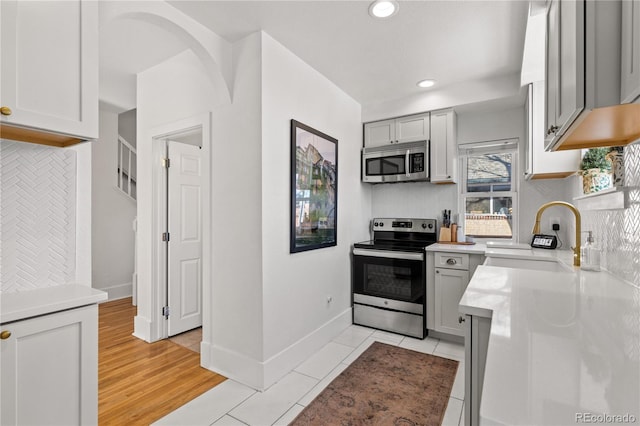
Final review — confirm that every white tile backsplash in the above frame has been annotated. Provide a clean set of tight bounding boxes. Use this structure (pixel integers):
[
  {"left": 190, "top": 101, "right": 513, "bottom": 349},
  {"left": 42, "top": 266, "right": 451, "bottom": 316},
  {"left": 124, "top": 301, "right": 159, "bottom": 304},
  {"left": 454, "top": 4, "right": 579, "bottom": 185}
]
[
  {"left": 579, "top": 143, "right": 640, "bottom": 287},
  {"left": 0, "top": 141, "right": 77, "bottom": 293}
]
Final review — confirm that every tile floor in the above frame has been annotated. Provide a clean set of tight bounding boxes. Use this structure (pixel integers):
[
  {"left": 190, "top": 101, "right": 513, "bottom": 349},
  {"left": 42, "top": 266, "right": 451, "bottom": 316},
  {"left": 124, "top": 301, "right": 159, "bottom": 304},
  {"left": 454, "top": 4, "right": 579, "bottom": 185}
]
[
  {"left": 154, "top": 326, "right": 465, "bottom": 426},
  {"left": 169, "top": 327, "right": 203, "bottom": 353}
]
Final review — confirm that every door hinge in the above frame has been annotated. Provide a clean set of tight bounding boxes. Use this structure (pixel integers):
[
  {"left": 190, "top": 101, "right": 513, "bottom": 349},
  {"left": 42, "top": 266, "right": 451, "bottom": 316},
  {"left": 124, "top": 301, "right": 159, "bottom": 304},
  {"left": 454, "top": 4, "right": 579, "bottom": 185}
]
[
  {"left": 162, "top": 158, "right": 170, "bottom": 168},
  {"left": 162, "top": 306, "right": 170, "bottom": 319},
  {"left": 162, "top": 232, "right": 170, "bottom": 242}
]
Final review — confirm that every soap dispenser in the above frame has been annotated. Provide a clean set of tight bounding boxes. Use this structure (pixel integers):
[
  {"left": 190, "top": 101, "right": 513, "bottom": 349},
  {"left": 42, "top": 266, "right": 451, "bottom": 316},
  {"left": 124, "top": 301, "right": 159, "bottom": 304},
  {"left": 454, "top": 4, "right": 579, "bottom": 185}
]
[{"left": 580, "top": 231, "right": 601, "bottom": 271}]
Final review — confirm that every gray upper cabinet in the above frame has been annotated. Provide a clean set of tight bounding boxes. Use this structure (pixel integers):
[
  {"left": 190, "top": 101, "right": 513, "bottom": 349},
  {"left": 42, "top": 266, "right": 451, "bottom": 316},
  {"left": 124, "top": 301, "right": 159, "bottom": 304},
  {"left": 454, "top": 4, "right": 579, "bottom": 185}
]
[
  {"left": 621, "top": 0, "right": 640, "bottom": 104},
  {"left": 544, "top": 0, "right": 624, "bottom": 151},
  {"left": 430, "top": 108, "right": 457, "bottom": 183},
  {"left": 364, "top": 113, "right": 430, "bottom": 148}
]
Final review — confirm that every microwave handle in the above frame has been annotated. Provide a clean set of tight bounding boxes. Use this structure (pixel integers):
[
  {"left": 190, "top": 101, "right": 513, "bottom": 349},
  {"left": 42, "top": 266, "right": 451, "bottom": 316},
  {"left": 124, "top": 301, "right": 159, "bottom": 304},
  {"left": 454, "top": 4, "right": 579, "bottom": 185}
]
[{"left": 405, "top": 150, "right": 410, "bottom": 177}]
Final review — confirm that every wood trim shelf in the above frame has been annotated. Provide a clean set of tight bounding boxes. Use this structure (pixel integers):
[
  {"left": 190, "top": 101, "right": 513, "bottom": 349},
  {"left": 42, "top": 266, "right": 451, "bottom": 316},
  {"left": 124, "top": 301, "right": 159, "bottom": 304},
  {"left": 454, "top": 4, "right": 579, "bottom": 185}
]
[{"left": 574, "top": 186, "right": 629, "bottom": 210}]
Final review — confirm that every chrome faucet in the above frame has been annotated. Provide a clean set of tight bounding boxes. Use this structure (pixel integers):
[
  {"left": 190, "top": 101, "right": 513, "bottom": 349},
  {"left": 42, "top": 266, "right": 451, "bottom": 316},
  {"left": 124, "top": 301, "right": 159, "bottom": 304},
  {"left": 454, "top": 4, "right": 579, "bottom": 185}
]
[{"left": 532, "top": 201, "right": 581, "bottom": 267}]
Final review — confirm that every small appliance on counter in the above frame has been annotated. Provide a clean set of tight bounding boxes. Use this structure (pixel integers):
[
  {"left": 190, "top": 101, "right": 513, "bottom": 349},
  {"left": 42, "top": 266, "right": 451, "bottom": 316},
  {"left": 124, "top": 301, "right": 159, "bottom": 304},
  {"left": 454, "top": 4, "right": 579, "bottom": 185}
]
[{"left": 352, "top": 218, "right": 437, "bottom": 338}]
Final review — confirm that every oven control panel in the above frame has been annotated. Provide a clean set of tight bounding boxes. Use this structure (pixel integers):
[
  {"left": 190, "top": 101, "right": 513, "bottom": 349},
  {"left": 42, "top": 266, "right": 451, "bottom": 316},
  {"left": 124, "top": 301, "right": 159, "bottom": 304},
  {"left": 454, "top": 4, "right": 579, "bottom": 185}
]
[{"left": 372, "top": 218, "right": 436, "bottom": 233}]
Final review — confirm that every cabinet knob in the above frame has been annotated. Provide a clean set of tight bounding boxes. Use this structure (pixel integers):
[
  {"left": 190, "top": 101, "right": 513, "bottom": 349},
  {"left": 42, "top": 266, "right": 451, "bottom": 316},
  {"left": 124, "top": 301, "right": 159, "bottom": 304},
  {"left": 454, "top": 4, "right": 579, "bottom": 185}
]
[
  {"left": 546, "top": 125, "right": 558, "bottom": 135},
  {"left": 0, "top": 330, "right": 11, "bottom": 340},
  {"left": 458, "top": 316, "right": 466, "bottom": 324},
  {"left": 436, "top": 270, "right": 440, "bottom": 274},
  {"left": 0, "top": 106, "right": 12, "bottom": 116}
]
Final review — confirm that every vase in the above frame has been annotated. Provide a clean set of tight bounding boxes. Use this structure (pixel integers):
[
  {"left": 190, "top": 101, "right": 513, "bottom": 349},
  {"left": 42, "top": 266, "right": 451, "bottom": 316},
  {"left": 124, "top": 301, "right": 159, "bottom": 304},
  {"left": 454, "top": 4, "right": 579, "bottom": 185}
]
[
  {"left": 605, "top": 150, "right": 625, "bottom": 187},
  {"left": 581, "top": 168, "right": 612, "bottom": 194}
]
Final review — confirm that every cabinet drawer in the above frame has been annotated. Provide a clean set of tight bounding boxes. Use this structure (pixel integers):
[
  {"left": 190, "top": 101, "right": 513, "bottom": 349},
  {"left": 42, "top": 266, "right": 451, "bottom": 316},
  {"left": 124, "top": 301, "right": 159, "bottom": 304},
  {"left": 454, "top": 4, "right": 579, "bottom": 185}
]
[{"left": 434, "top": 252, "right": 469, "bottom": 270}]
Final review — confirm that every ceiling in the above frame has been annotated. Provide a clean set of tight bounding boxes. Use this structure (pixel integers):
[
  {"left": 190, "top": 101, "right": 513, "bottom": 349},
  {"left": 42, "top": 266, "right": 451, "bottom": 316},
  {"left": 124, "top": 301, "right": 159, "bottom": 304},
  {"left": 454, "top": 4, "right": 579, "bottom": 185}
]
[{"left": 99, "top": 1, "right": 530, "bottom": 112}]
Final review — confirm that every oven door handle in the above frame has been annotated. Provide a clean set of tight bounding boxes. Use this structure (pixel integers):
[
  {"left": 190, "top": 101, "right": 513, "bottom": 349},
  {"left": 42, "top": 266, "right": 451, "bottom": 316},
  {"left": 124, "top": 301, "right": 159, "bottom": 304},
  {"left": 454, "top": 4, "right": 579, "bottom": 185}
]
[
  {"left": 405, "top": 150, "right": 410, "bottom": 177},
  {"left": 353, "top": 248, "right": 424, "bottom": 261}
]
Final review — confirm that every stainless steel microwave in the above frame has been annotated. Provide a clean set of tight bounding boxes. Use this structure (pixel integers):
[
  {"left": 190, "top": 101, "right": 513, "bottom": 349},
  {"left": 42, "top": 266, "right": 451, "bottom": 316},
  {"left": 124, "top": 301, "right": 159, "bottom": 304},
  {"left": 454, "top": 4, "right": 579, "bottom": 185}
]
[{"left": 362, "top": 140, "right": 430, "bottom": 183}]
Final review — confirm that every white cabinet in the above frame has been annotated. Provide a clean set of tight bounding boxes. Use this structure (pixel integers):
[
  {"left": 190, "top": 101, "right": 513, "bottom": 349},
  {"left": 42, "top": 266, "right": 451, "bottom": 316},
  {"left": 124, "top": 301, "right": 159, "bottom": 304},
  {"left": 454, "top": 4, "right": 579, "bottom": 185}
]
[
  {"left": 0, "top": 0, "right": 98, "bottom": 145},
  {"left": 429, "top": 251, "right": 483, "bottom": 337},
  {"left": 435, "top": 267, "right": 468, "bottom": 335},
  {"left": 430, "top": 108, "right": 457, "bottom": 183},
  {"left": 463, "top": 313, "right": 491, "bottom": 426},
  {"left": 544, "top": 0, "right": 625, "bottom": 151},
  {"left": 524, "top": 82, "right": 580, "bottom": 179},
  {"left": 621, "top": 0, "right": 640, "bottom": 103},
  {"left": 364, "top": 113, "right": 430, "bottom": 147},
  {"left": 0, "top": 304, "right": 99, "bottom": 425}
]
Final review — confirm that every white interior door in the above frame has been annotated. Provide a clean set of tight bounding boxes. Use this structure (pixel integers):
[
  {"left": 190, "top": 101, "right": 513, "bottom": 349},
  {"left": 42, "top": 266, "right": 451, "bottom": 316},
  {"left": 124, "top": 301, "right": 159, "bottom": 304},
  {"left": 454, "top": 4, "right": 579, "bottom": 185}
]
[{"left": 167, "top": 141, "right": 202, "bottom": 336}]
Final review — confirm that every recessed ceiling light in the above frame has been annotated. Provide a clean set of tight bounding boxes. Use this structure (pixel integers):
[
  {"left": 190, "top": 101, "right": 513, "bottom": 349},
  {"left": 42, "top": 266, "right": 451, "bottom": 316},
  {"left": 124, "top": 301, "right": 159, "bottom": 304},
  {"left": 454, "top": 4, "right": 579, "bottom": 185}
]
[
  {"left": 369, "top": 0, "right": 399, "bottom": 18},
  {"left": 417, "top": 79, "right": 436, "bottom": 88}
]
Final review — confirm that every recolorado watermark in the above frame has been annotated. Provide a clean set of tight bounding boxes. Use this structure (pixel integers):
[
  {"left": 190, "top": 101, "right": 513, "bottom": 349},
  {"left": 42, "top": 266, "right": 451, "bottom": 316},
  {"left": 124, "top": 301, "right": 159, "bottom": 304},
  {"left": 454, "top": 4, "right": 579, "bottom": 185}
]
[{"left": 576, "top": 413, "right": 637, "bottom": 423}]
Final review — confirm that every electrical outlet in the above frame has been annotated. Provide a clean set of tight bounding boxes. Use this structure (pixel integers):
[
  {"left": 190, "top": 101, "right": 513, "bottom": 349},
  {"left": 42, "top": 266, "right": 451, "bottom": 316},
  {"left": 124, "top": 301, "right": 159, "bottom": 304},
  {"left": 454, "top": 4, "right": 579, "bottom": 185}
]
[
  {"left": 549, "top": 217, "right": 560, "bottom": 230},
  {"left": 552, "top": 223, "right": 560, "bottom": 231}
]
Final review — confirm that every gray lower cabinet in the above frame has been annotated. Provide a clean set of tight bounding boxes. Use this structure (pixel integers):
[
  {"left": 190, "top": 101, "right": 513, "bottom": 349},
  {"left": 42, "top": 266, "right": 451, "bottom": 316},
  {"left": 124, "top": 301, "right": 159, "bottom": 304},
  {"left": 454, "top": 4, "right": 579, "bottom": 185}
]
[{"left": 464, "top": 314, "right": 491, "bottom": 426}]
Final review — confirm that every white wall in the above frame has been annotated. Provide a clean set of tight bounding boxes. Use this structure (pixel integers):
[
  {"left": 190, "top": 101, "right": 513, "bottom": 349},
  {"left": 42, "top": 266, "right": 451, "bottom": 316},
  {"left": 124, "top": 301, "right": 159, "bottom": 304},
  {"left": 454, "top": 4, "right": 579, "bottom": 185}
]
[
  {"left": 135, "top": 49, "right": 221, "bottom": 341},
  {"left": 260, "top": 33, "right": 369, "bottom": 386},
  {"left": 207, "top": 33, "right": 265, "bottom": 384},
  {"left": 91, "top": 107, "right": 137, "bottom": 300},
  {"left": 134, "top": 34, "right": 369, "bottom": 390}
]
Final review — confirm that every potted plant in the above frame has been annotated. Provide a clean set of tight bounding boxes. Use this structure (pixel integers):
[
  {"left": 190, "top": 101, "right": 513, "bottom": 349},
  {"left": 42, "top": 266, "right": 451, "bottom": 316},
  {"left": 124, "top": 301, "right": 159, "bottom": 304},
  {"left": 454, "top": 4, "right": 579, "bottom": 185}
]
[
  {"left": 580, "top": 148, "right": 612, "bottom": 194},
  {"left": 605, "top": 146, "right": 625, "bottom": 187}
]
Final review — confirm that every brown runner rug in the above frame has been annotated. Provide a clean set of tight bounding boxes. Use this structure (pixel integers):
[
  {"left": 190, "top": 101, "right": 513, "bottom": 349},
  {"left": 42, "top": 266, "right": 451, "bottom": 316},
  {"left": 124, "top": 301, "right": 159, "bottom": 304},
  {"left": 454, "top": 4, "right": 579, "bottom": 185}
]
[{"left": 291, "top": 341, "right": 459, "bottom": 426}]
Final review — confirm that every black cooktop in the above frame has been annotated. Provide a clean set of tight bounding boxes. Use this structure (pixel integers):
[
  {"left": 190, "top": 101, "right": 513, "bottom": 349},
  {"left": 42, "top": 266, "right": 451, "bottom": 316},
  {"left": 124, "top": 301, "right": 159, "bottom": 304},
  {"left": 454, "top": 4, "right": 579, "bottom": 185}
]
[{"left": 353, "top": 239, "right": 436, "bottom": 252}]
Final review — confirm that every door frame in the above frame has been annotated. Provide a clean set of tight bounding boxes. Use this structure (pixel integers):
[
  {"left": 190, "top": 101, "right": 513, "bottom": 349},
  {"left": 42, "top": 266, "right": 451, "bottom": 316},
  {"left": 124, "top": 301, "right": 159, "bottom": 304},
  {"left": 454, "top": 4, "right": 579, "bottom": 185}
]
[{"left": 149, "top": 112, "right": 211, "bottom": 342}]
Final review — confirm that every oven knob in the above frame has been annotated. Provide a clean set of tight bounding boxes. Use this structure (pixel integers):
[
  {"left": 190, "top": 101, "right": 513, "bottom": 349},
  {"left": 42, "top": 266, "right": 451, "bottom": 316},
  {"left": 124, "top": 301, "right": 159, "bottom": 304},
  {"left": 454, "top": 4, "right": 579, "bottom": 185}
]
[
  {"left": 374, "top": 222, "right": 379, "bottom": 227},
  {"left": 421, "top": 223, "right": 427, "bottom": 229},
  {"left": 379, "top": 223, "right": 384, "bottom": 227},
  {"left": 428, "top": 223, "right": 434, "bottom": 229}
]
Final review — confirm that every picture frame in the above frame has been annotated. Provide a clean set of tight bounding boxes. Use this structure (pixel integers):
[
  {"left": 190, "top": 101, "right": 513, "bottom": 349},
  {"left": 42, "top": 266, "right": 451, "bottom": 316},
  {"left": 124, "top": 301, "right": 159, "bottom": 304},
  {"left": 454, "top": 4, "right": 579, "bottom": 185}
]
[{"left": 290, "top": 119, "right": 338, "bottom": 253}]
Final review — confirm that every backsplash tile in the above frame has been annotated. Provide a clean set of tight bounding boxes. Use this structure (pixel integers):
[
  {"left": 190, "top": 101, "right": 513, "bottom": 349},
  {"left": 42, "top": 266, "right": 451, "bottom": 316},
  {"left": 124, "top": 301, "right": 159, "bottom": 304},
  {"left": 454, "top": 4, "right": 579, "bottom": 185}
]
[
  {"left": 0, "top": 141, "right": 77, "bottom": 293},
  {"left": 580, "top": 143, "right": 640, "bottom": 287}
]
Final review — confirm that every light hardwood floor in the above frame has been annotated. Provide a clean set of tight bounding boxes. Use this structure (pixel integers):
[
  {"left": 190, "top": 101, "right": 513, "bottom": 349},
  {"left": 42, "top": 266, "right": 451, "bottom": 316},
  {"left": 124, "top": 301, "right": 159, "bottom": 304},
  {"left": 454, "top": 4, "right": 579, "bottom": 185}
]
[{"left": 99, "top": 298, "right": 226, "bottom": 425}]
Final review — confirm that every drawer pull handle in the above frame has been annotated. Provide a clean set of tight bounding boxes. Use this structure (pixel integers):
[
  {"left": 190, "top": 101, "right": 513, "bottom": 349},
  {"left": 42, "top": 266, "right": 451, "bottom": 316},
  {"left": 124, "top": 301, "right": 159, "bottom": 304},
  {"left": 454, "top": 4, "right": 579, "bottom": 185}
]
[
  {"left": 446, "top": 258, "right": 457, "bottom": 265},
  {"left": 458, "top": 316, "right": 465, "bottom": 324},
  {"left": 0, "top": 106, "right": 12, "bottom": 116},
  {"left": 0, "top": 330, "right": 11, "bottom": 340}
]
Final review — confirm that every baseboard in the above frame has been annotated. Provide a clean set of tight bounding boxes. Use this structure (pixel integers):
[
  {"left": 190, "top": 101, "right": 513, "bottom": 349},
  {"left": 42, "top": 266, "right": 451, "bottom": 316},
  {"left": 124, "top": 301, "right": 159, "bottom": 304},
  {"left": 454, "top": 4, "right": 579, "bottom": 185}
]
[
  {"left": 99, "top": 282, "right": 133, "bottom": 301},
  {"left": 262, "top": 307, "right": 352, "bottom": 389},
  {"left": 202, "top": 307, "right": 352, "bottom": 391},
  {"left": 133, "top": 315, "right": 152, "bottom": 342}
]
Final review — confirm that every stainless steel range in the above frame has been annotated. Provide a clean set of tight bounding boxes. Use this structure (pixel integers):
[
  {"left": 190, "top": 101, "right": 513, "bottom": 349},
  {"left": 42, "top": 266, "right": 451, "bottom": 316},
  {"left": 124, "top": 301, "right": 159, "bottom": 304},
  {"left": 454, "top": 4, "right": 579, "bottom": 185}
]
[{"left": 352, "top": 218, "right": 437, "bottom": 339}]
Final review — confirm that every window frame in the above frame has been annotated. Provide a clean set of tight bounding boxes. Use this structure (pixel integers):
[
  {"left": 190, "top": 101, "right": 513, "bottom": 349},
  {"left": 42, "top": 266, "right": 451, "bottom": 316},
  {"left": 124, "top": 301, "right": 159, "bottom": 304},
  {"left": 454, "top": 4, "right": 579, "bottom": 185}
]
[{"left": 458, "top": 139, "right": 519, "bottom": 242}]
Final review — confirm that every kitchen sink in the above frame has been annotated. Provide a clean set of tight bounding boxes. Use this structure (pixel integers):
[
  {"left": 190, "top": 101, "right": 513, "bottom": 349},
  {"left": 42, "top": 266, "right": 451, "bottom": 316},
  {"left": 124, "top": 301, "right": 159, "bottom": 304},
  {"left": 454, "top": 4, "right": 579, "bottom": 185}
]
[{"left": 484, "top": 256, "right": 575, "bottom": 273}]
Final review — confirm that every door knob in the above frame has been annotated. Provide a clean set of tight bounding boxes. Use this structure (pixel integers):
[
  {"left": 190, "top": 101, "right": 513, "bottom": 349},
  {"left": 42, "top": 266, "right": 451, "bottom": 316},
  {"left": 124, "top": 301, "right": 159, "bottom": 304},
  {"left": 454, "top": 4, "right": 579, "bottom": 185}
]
[
  {"left": 0, "top": 330, "right": 11, "bottom": 340},
  {"left": 0, "top": 106, "right": 12, "bottom": 116}
]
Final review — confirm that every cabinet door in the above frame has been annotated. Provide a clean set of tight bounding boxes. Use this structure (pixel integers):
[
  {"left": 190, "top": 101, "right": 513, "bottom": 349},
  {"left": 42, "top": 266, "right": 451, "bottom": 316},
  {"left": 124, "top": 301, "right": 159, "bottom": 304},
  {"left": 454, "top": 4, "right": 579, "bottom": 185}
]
[
  {"left": 395, "top": 113, "right": 430, "bottom": 144},
  {"left": 621, "top": 0, "right": 640, "bottom": 103},
  {"left": 545, "top": 0, "right": 584, "bottom": 146},
  {"left": 364, "top": 119, "right": 396, "bottom": 147},
  {"left": 0, "top": 305, "right": 98, "bottom": 425},
  {"left": 430, "top": 109, "right": 457, "bottom": 183},
  {"left": 434, "top": 267, "right": 469, "bottom": 336},
  {"left": 0, "top": 0, "right": 98, "bottom": 139},
  {"left": 526, "top": 82, "right": 580, "bottom": 179}
]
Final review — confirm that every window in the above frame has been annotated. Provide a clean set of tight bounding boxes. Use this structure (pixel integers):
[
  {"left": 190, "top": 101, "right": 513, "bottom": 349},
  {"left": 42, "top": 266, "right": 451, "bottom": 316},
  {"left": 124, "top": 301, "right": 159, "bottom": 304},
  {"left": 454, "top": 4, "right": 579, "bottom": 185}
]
[
  {"left": 459, "top": 139, "right": 518, "bottom": 240},
  {"left": 117, "top": 136, "right": 137, "bottom": 200}
]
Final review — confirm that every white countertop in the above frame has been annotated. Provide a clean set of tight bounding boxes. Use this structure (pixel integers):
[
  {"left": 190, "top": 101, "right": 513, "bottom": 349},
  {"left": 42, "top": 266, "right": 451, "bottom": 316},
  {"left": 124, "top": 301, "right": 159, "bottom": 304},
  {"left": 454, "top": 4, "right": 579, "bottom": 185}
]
[
  {"left": 0, "top": 284, "right": 107, "bottom": 324},
  {"left": 460, "top": 260, "right": 640, "bottom": 425},
  {"left": 426, "top": 242, "right": 487, "bottom": 254}
]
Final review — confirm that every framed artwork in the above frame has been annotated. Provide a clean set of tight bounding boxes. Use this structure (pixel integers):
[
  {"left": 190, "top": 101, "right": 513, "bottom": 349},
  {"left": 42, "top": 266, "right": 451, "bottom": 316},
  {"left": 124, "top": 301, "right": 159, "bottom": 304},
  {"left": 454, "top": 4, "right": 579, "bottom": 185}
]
[{"left": 290, "top": 119, "right": 338, "bottom": 253}]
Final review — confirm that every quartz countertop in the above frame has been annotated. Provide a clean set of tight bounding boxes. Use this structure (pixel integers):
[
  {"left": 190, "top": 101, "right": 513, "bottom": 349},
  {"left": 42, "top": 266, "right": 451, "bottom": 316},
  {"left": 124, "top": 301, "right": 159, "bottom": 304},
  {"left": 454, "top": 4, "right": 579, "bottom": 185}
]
[
  {"left": 426, "top": 242, "right": 487, "bottom": 254},
  {"left": 0, "top": 284, "right": 107, "bottom": 324},
  {"left": 460, "top": 259, "right": 640, "bottom": 425}
]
